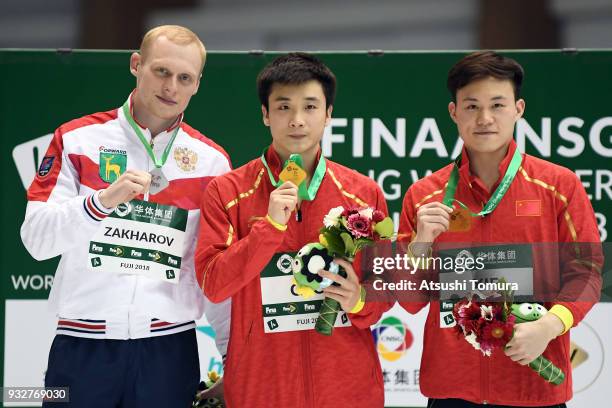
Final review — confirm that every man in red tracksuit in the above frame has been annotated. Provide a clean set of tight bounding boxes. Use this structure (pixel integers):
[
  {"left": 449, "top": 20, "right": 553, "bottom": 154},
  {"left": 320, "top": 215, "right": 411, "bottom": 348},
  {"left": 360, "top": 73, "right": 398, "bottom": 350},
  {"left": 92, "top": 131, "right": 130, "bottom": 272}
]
[
  {"left": 398, "top": 51, "right": 602, "bottom": 407},
  {"left": 195, "top": 53, "right": 388, "bottom": 407}
]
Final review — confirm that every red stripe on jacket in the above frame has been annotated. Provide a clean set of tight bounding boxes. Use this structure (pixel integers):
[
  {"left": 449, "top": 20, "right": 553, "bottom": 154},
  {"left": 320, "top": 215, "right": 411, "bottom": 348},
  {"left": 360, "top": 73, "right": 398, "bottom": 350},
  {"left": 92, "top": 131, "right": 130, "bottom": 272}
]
[
  {"left": 57, "top": 320, "right": 106, "bottom": 330},
  {"left": 150, "top": 321, "right": 174, "bottom": 328},
  {"left": 27, "top": 110, "right": 118, "bottom": 202}
]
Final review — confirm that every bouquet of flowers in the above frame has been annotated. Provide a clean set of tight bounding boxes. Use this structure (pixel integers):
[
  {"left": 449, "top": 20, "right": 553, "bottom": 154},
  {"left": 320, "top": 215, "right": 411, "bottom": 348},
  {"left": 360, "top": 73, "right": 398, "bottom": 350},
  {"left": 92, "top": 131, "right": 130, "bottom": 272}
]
[
  {"left": 452, "top": 295, "right": 565, "bottom": 385},
  {"left": 192, "top": 371, "right": 224, "bottom": 407},
  {"left": 293, "top": 206, "right": 393, "bottom": 336}
]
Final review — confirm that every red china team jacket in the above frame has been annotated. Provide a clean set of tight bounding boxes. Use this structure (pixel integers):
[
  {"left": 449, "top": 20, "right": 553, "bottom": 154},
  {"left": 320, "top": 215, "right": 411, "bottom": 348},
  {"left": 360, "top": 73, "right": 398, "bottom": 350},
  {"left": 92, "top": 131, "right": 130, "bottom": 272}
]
[
  {"left": 196, "top": 147, "right": 389, "bottom": 408},
  {"left": 398, "top": 140, "right": 602, "bottom": 406}
]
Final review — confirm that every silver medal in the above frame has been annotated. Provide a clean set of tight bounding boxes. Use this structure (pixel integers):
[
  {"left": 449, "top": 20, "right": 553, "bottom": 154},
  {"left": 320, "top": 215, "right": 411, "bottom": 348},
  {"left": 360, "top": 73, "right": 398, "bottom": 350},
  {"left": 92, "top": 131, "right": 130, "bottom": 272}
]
[{"left": 149, "top": 167, "right": 169, "bottom": 195}]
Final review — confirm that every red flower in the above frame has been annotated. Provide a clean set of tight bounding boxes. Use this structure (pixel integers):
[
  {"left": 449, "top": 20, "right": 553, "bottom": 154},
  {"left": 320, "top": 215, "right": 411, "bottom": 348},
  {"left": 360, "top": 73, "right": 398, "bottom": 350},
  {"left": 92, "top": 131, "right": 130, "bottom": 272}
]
[
  {"left": 346, "top": 213, "right": 372, "bottom": 238},
  {"left": 341, "top": 206, "right": 360, "bottom": 218},
  {"left": 479, "top": 319, "right": 514, "bottom": 352},
  {"left": 453, "top": 300, "right": 481, "bottom": 335},
  {"left": 454, "top": 300, "right": 479, "bottom": 322},
  {"left": 372, "top": 210, "right": 385, "bottom": 223}
]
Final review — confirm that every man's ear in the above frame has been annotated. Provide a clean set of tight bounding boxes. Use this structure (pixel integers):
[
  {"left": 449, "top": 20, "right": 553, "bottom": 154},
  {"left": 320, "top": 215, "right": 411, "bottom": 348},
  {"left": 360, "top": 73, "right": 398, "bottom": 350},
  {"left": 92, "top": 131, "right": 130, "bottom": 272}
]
[
  {"left": 325, "top": 105, "right": 333, "bottom": 126},
  {"left": 262, "top": 105, "right": 270, "bottom": 126},
  {"left": 130, "top": 52, "right": 141, "bottom": 77},
  {"left": 515, "top": 98, "right": 526, "bottom": 120},
  {"left": 448, "top": 101, "right": 458, "bottom": 124}
]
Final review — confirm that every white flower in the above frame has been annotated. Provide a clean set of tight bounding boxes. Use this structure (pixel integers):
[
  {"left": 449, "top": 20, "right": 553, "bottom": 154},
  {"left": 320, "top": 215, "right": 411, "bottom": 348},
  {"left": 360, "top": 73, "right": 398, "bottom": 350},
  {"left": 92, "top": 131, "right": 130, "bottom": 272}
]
[
  {"left": 358, "top": 207, "right": 374, "bottom": 219},
  {"left": 465, "top": 332, "right": 481, "bottom": 351},
  {"left": 324, "top": 206, "right": 344, "bottom": 227},
  {"left": 480, "top": 305, "right": 494, "bottom": 321},
  {"left": 465, "top": 332, "right": 491, "bottom": 356}
]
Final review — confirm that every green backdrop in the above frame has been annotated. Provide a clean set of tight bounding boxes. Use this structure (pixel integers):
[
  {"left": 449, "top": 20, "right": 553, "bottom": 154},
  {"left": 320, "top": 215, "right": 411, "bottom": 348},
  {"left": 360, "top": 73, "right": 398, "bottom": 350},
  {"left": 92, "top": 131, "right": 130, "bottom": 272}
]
[{"left": 1, "top": 50, "right": 611, "bottom": 401}]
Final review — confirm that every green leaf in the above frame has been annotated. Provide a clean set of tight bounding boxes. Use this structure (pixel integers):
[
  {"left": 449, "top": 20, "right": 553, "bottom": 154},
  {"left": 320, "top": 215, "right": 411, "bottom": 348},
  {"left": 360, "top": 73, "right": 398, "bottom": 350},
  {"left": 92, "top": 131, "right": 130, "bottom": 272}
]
[
  {"left": 353, "top": 238, "right": 373, "bottom": 252},
  {"left": 374, "top": 217, "right": 394, "bottom": 238},
  {"left": 322, "top": 231, "right": 345, "bottom": 256},
  {"left": 340, "top": 217, "right": 349, "bottom": 230},
  {"left": 340, "top": 232, "right": 355, "bottom": 255}
]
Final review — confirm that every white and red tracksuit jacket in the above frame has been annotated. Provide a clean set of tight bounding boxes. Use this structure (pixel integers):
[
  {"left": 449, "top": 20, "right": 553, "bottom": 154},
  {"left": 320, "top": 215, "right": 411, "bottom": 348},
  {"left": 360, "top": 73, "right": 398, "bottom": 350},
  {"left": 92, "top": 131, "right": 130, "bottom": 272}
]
[
  {"left": 21, "top": 94, "right": 232, "bottom": 350},
  {"left": 195, "top": 147, "right": 389, "bottom": 408},
  {"left": 399, "top": 140, "right": 602, "bottom": 406}
]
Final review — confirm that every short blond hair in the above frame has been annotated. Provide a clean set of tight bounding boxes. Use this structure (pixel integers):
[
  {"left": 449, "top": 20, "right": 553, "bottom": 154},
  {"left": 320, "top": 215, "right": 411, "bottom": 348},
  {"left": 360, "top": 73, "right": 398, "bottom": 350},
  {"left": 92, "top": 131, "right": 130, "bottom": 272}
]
[{"left": 140, "top": 25, "right": 206, "bottom": 71}]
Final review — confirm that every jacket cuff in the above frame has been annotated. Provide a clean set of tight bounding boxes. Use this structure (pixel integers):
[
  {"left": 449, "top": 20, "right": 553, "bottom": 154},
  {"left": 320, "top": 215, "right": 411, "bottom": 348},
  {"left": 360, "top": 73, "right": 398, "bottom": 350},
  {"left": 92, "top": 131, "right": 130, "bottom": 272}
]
[
  {"left": 83, "top": 191, "right": 114, "bottom": 222},
  {"left": 265, "top": 214, "right": 287, "bottom": 231},
  {"left": 254, "top": 218, "right": 287, "bottom": 244},
  {"left": 349, "top": 286, "right": 366, "bottom": 314},
  {"left": 549, "top": 304, "right": 574, "bottom": 335}
]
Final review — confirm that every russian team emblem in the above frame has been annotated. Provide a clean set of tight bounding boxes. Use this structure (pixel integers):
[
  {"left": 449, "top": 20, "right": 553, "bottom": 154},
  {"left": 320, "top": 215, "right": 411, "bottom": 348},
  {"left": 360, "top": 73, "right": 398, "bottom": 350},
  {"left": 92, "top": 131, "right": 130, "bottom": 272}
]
[
  {"left": 37, "top": 155, "right": 56, "bottom": 177},
  {"left": 99, "top": 147, "right": 127, "bottom": 183},
  {"left": 173, "top": 146, "right": 198, "bottom": 172}
]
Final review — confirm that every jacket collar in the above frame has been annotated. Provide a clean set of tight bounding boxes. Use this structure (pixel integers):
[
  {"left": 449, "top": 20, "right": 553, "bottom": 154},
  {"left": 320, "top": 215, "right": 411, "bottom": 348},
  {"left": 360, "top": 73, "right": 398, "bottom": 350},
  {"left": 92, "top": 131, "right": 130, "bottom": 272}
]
[
  {"left": 458, "top": 139, "right": 518, "bottom": 194},
  {"left": 263, "top": 145, "right": 323, "bottom": 178},
  {"left": 121, "top": 90, "right": 184, "bottom": 140}
]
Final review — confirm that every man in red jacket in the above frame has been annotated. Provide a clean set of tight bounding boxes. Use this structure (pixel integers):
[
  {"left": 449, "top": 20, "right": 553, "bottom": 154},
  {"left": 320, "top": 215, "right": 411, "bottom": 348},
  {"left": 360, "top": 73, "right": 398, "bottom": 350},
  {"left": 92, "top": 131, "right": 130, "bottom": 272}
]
[
  {"left": 195, "top": 53, "right": 388, "bottom": 407},
  {"left": 398, "top": 51, "right": 602, "bottom": 407}
]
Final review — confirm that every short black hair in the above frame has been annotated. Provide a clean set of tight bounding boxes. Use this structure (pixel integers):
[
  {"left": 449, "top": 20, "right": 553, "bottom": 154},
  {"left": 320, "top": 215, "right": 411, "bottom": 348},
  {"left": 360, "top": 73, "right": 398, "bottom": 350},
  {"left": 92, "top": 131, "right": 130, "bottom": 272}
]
[
  {"left": 447, "top": 51, "right": 524, "bottom": 101},
  {"left": 257, "top": 52, "right": 337, "bottom": 109}
]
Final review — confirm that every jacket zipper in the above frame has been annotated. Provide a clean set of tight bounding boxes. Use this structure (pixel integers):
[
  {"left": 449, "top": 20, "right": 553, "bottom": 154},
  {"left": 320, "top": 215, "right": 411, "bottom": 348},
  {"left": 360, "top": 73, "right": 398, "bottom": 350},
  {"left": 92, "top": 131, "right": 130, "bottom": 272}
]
[
  {"left": 302, "top": 331, "right": 314, "bottom": 407},
  {"left": 482, "top": 208, "right": 490, "bottom": 404},
  {"left": 298, "top": 201, "right": 313, "bottom": 407}
]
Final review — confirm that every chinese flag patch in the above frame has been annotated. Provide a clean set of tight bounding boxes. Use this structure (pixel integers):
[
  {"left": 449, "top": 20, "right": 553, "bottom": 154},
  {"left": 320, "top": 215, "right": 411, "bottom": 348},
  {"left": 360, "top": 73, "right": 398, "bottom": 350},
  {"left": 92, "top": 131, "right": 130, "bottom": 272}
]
[{"left": 516, "top": 200, "right": 541, "bottom": 216}]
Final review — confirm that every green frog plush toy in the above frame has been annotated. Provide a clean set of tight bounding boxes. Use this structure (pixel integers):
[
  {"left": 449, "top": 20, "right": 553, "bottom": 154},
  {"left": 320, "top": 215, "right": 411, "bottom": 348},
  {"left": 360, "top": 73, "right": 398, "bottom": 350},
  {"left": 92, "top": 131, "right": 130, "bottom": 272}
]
[
  {"left": 510, "top": 302, "right": 548, "bottom": 323},
  {"left": 509, "top": 302, "right": 565, "bottom": 385}
]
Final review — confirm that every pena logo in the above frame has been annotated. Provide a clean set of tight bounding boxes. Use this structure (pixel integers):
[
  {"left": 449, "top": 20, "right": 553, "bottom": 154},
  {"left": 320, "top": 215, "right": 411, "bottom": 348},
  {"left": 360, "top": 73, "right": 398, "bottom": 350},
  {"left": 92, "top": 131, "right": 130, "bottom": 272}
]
[
  {"left": 114, "top": 202, "right": 132, "bottom": 217},
  {"left": 372, "top": 316, "right": 414, "bottom": 362},
  {"left": 277, "top": 254, "right": 294, "bottom": 274},
  {"left": 99, "top": 147, "right": 127, "bottom": 183}
]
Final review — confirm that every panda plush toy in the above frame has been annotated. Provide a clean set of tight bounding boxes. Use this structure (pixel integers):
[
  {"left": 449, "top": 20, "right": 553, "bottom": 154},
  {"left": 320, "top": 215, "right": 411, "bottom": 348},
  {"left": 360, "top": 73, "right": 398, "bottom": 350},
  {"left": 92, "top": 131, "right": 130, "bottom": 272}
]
[{"left": 292, "top": 243, "right": 344, "bottom": 298}]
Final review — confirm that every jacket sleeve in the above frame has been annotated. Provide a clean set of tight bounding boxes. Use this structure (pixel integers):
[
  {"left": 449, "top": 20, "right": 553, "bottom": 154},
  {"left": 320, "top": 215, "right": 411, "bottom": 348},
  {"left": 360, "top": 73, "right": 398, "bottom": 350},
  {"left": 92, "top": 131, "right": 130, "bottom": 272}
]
[
  {"left": 348, "top": 183, "right": 396, "bottom": 328},
  {"left": 552, "top": 172, "right": 603, "bottom": 327},
  {"left": 397, "top": 187, "right": 429, "bottom": 315},
  {"left": 203, "top": 296, "right": 232, "bottom": 357},
  {"left": 20, "top": 127, "right": 113, "bottom": 261},
  {"left": 195, "top": 178, "right": 286, "bottom": 303}
]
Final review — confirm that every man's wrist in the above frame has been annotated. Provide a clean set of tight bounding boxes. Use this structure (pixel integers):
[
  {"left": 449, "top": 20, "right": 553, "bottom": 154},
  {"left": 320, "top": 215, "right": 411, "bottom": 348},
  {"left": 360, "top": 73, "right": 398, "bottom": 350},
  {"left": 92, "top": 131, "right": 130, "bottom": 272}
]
[
  {"left": 349, "top": 286, "right": 366, "bottom": 314},
  {"left": 408, "top": 241, "right": 432, "bottom": 258},
  {"left": 95, "top": 190, "right": 115, "bottom": 212},
  {"left": 540, "top": 313, "right": 566, "bottom": 340}
]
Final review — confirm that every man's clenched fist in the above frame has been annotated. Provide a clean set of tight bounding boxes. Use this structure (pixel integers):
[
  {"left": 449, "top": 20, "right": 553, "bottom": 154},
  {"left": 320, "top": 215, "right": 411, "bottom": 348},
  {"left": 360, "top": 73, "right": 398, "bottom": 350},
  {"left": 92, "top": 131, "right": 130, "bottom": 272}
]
[
  {"left": 267, "top": 181, "right": 298, "bottom": 226},
  {"left": 414, "top": 201, "right": 453, "bottom": 243},
  {"left": 98, "top": 170, "right": 152, "bottom": 208}
]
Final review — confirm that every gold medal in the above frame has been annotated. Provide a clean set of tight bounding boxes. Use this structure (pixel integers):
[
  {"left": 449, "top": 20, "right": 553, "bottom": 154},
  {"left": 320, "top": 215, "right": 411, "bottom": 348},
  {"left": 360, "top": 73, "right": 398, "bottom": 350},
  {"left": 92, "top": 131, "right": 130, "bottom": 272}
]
[
  {"left": 279, "top": 162, "right": 307, "bottom": 186},
  {"left": 449, "top": 207, "right": 471, "bottom": 232}
]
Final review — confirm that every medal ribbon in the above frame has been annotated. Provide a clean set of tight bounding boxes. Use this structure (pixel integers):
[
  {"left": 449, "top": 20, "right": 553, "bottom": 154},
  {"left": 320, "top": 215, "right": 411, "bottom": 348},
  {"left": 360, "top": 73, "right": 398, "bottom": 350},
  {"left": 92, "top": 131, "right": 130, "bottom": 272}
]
[
  {"left": 442, "top": 148, "right": 522, "bottom": 217},
  {"left": 122, "top": 100, "right": 180, "bottom": 169},
  {"left": 260, "top": 149, "right": 327, "bottom": 201}
]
